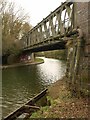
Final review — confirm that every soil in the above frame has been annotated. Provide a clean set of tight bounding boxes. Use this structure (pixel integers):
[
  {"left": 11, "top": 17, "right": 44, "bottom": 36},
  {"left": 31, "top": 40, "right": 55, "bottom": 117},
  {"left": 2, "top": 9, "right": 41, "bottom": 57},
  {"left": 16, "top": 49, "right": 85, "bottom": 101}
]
[
  {"left": 47, "top": 77, "right": 89, "bottom": 118},
  {"left": 31, "top": 77, "right": 89, "bottom": 119}
]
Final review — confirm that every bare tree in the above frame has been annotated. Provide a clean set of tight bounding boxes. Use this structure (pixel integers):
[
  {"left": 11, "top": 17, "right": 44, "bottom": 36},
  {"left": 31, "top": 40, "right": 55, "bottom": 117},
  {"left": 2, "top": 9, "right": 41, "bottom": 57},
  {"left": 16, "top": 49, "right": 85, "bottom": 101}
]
[{"left": 1, "top": 0, "right": 32, "bottom": 55}]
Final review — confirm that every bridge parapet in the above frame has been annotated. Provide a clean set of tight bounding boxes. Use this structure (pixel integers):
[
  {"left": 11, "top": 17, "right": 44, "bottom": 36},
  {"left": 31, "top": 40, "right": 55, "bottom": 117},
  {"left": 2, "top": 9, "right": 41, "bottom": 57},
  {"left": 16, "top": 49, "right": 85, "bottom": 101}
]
[{"left": 21, "top": 2, "right": 74, "bottom": 49}]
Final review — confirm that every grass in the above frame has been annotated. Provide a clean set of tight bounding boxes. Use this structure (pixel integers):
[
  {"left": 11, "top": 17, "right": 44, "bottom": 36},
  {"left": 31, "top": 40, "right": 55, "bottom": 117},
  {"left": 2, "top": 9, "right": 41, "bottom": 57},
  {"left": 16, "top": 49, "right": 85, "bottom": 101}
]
[{"left": 34, "top": 57, "right": 44, "bottom": 63}]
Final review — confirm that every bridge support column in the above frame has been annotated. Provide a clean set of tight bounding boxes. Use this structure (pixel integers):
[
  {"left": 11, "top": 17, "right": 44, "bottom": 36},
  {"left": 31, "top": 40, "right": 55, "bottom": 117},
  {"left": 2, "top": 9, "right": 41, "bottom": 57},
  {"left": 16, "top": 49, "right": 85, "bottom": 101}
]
[
  {"left": 66, "top": 39, "right": 74, "bottom": 86},
  {"left": 66, "top": 36, "right": 84, "bottom": 97},
  {"left": 72, "top": 2, "right": 89, "bottom": 97},
  {"left": 31, "top": 53, "right": 35, "bottom": 62}
]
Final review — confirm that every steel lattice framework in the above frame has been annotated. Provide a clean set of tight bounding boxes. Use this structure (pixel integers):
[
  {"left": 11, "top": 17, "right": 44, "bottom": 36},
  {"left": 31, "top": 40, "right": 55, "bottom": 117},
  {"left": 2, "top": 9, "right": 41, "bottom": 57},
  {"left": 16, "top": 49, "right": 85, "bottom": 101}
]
[{"left": 21, "top": 2, "right": 74, "bottom": 52}]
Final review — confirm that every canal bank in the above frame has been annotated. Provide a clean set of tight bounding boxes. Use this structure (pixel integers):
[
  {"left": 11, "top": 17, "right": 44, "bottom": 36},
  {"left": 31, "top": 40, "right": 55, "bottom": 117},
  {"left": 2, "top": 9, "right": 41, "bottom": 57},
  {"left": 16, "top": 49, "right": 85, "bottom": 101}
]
[
  {"left": 2, "top": 57, "right": 89, "bottom": 119},
  {"left": 1, "top": 57, "right": 44, "bottom": 69},
  {"left": 2, "top": 58, "right": 66, "bottom": 117},
  {"left": 30, "top": 77, "right": 89, "bottom": 118}
]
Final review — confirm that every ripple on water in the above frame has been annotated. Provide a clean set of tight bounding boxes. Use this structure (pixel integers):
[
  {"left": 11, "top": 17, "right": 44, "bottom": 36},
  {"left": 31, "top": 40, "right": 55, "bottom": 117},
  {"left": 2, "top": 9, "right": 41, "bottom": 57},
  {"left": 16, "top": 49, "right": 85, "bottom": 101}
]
[{"left": 2, "top": 58, "right": 66, "bottom": 117}]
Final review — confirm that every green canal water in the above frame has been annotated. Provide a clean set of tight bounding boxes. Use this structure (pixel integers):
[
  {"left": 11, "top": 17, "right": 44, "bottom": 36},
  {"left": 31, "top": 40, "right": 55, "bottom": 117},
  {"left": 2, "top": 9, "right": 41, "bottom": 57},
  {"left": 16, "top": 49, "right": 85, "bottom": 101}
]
[{"left": 2, "top": 57, "right": 66, "bottom": 117}]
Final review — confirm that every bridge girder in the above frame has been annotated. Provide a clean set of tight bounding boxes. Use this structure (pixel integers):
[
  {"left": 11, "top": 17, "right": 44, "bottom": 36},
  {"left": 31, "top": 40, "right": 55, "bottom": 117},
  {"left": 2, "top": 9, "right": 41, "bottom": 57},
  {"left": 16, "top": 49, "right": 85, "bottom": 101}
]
[{"left": 21, "top": 2, "right": 74, "bottom": 52}]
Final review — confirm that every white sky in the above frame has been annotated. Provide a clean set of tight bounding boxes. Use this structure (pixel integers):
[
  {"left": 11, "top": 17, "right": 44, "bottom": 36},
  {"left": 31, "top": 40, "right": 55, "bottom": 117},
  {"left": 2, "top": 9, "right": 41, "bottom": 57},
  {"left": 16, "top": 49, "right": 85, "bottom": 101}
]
[{"left": 8, "top": 0, "right": 66, "bottom": 27}]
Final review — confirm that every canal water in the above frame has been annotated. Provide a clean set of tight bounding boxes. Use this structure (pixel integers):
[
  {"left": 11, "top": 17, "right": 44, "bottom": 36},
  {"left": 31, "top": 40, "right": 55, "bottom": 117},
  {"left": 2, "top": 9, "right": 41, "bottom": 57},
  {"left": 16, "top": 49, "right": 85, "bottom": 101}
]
[{"left": 2, "top": 57, "right": 66, "bottom": 117}]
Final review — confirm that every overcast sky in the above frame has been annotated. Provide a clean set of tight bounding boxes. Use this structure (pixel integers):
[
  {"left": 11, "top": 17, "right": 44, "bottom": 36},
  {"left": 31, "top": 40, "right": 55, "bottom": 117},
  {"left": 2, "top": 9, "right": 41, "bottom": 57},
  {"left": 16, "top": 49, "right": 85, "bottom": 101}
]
[{"left": 8, "top": 0, "right": 66, "bottom": 27}]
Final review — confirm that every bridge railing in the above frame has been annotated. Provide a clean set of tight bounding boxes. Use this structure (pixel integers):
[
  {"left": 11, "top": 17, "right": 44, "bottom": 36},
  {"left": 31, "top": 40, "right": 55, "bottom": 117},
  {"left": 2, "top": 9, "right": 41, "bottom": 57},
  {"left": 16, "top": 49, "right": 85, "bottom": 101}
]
[{"left": 21, "top": 2, "right": 74, "bottom": 49}]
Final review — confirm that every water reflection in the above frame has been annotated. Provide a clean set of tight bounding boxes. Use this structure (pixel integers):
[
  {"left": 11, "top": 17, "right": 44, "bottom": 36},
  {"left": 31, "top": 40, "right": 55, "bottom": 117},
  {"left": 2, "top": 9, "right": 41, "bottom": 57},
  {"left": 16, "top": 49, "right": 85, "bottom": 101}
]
[
  {"left": 2, "top": 57, "right": 66, "bottom": 117},
  {"left": 37, "top": 57, "right": 66, "bottom": 85}
]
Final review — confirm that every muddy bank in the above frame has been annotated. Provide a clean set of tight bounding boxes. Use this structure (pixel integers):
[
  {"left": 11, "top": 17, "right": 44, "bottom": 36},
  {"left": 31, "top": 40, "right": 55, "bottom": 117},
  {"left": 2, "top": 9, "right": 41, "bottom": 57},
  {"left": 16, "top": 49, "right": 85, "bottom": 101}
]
[{"left": 31, "top": 77, "right": 89, "bottom": 118}]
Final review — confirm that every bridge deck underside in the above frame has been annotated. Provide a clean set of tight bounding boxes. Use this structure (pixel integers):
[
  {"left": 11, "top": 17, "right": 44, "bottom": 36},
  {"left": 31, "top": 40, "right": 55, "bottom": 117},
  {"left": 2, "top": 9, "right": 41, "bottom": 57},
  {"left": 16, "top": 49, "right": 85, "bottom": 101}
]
[{"left": 23, "top": 41, "right": 66, "bottom": 53}]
